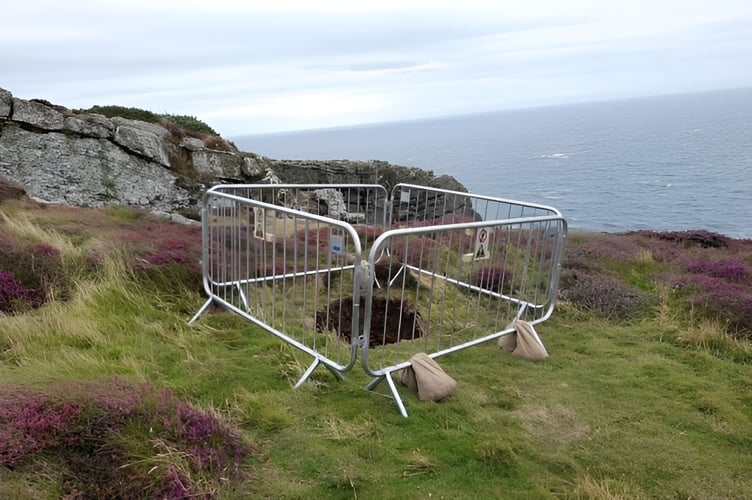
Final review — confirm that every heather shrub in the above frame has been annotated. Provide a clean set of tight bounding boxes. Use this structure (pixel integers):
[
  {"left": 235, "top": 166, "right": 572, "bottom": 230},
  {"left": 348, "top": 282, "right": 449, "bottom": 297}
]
[
  {"left": 161, "top": 113, "right": 218, "bottom": 136},
  {"left": 564, "top": 230, "right": 752, "bottom": 338},
  {"left": 3, "top": 204, "right": 107, "bottom": 284},
  {"left": 563, "top": 234, "right": 625, "bottom": 277},
  {"left": 118, "top": 221, "right": 203, "bottom": 292},
  {"left": 0, "top": 379, "right": 252, "bottom": 498},
  {"left": 0, "top": 271, "right": 41, "bottom": 313},
  {"left": 570, "top": 233, "right": 647, "bottom": 262},
  {"left": 687, "top": 259, "right": 749, "bottom": 283},
  {"left": 353, "top": 223, "right": 387, "bottom": 251},
  {"left": 566, "top": 232, "right": 674, "bottom": 276},
  {"left": 559, "top": 270, "right": 655, "bottom": 321},
  {"left": 83, "top": 105, "right": 161, "bottom": 123},
  {"left": 143, "top": 237, "right": 195, "bottom": 266},
  {"left": 0, "top": 233, "right": 68, "bottom": 311},
  {"left": 28, "top": 241, "right": 70, "bottom": 300},
  {"left": 297, "top": 227, "right": 332, "bottom": 251},
  {"left": 202, "top": 134, "right": 235, "bottom": 151},
  {"left": 390, "top": 235, "right": 439, "bottom": 267},
  {"left": 674, "top": 275, "right": 752, "bottom": 337},
  {"left": 643, "top": 230, "right": 730, "bottom": 249}
]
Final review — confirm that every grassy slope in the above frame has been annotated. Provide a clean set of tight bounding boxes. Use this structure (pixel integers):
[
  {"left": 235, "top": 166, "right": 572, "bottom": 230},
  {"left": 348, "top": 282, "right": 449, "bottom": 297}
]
[{"left": 1, "top": 200, "right": 751, "bottom": 499}]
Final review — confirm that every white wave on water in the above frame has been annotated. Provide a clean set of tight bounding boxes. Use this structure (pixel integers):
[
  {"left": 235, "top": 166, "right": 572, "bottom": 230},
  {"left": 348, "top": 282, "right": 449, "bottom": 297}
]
[{"left": 540, "top": 153, "right": 569, "bottom": 159}]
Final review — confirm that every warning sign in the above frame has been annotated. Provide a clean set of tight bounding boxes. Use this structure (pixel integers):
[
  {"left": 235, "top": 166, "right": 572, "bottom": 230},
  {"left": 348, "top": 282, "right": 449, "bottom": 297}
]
[
  {"left": 400, "top": 189, "right": 411, "bottom": 203},
  {"left": 473, "top": 227, "right": 491, "bottom": 261},
  {"left": 330, "top": 234, "right": 344, "bottom": 255},
  {"left": 253, "top": 207, "right": 265, "bottom": 240}
]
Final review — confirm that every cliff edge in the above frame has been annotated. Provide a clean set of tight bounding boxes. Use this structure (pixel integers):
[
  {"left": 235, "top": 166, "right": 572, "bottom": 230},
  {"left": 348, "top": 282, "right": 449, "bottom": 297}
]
[{"left": 0, "top": 87, "right": 466, "bottom": 218}]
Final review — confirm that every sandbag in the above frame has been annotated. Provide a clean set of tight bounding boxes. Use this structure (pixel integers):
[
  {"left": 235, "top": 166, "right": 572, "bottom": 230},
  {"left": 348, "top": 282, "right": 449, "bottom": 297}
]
[
  {"left": 497, "top": 320, "right": 549, "bottom": 361},
  {"left": 400, "top": 353, "right": 457, "bottom": 401}
]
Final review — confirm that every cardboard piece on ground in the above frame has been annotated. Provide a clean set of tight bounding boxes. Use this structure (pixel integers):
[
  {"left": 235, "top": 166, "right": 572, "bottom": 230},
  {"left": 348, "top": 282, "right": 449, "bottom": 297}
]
[
  {"left": 497, "top": 320, "right": 549, "bottom": 361},
  {"left": 399, "top": 353, "right": 457, "bottom": 402}
]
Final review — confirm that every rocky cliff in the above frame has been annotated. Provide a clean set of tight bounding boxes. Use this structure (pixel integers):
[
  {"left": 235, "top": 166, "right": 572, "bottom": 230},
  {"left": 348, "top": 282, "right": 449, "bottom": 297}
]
[{"left": 0, "top": 87, "right": 466, "bottom": 218}]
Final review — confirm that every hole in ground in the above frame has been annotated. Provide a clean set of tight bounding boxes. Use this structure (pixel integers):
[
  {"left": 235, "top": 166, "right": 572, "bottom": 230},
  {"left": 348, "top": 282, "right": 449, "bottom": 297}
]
[{"left": 315, "top": 296, "right": 424, "bottom": 347}]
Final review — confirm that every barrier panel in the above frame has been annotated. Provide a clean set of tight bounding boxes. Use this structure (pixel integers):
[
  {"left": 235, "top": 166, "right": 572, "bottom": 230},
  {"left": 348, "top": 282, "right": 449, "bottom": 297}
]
[
  {"left": 189, "top": 184, "right": 389, "bottom": 385},
  {"left": 190, "top": 183, "right": 566, "bottom": 416},
  {"left": 361, "top": 184, "right": 566, "bottom": 415}
]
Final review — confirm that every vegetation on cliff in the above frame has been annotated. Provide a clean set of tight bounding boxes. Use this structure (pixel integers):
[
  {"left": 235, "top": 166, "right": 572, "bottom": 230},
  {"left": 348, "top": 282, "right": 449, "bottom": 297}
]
[
  {"left": 80, "top": 104, "right": 219, "bottom": 137},
  {"left": 1, "top": 189, "right": 751, "bottom": 497}
]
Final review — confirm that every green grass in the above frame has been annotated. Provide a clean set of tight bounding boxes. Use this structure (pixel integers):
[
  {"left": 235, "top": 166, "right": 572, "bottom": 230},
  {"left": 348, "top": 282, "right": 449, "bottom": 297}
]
[
  {"left": 81, "top": 105, "right": 218, "bottom": 135},
  {"left": 2, "top": 204, "right": 752, "bottom": 498}
]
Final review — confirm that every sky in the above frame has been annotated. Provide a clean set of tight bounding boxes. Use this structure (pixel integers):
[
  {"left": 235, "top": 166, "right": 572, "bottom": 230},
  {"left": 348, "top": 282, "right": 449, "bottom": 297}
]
[{"left": 3, "top": 0, "right": 752, "bottom": 136}]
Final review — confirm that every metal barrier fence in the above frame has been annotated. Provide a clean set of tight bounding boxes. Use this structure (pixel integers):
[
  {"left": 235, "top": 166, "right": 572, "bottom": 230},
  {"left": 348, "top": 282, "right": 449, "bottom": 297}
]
[
  {"left": 362, "top": 184, "right": 566, "bottom": 416},
  {"left": 189, "top": 183, "right": 567, "bottom": 416},
  {"left": 189, "top": 184, "right": 389, "bottom": 385}
]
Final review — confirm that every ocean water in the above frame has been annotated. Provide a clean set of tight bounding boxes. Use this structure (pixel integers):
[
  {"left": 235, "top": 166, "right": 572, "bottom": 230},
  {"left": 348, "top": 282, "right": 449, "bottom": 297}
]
[{"left": 233, "top": 88, "right": 752, "bottom": 238}]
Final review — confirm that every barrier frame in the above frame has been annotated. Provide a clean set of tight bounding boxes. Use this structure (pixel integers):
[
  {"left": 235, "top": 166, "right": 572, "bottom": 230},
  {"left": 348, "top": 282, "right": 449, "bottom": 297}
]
[
  {"left": 189, "top": 184, "right": 389, "bottom": 386},
  {"left": 189, "top": 182, "right": 566, "bottom": 416}
]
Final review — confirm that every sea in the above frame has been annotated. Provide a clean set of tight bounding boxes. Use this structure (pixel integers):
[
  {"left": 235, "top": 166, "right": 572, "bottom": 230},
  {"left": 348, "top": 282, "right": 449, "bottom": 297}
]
[{"left": 232, "top": 87, "right": 752, "bottom": 239}]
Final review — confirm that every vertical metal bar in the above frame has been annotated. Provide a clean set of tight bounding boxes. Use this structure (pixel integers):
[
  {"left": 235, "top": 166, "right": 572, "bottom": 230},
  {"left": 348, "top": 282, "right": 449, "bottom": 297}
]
[
  {"left": 281, "top": 212, "right": 288, "bottom": 332},
  {"left": 302, "top": 218, "right": 310, "bottom": 342},
  {"left": 245, "top": 204, "right": 251, "bottom": 313}
]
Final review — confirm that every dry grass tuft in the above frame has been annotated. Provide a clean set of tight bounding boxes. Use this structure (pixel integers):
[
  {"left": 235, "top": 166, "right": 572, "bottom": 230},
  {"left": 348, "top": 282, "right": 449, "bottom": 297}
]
[
  {"left": 319, "top": 415, "right": 378, "bottom": 441},
  {"left": 515, "top": 403, "right": 590, "bottom": 449},
  {"left": 570, "top": 474, "right": 642, "bottom": 499},
  {"left": 402, "top": 449, "right": 436, "bottom": 477}
]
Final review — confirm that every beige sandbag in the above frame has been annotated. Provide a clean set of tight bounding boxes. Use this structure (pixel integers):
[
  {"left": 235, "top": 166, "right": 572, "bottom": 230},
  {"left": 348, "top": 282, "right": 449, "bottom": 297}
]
[
  {"left": 498, "top": 330, "right": 517, "bottom": 353},
  {"left": 497, "top": 320, "right": 549, "bottom": 361},
  {"left": 400, "top": 353, "right": 457, "bottom": 401}
]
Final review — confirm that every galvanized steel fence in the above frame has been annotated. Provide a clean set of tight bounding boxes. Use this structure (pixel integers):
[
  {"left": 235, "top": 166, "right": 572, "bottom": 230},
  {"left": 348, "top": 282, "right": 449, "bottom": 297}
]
[{"left": 189, "top": 183, "right": 567, "bottom": 416}]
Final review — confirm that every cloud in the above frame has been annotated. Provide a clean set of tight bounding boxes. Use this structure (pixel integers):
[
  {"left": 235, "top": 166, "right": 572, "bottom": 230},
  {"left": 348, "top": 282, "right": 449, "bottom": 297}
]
[
  {"left": 2, "top": 0, "right": 752, "bottom": 135},
  {"left": 212, "top": 92, "right": 388, "bottom": 118}
]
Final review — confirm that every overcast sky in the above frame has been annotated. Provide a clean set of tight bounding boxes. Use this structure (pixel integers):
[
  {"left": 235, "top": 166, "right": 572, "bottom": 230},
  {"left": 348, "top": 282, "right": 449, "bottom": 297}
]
[{"left": 3, "top": 0, "right": 752, "bottom": 136}]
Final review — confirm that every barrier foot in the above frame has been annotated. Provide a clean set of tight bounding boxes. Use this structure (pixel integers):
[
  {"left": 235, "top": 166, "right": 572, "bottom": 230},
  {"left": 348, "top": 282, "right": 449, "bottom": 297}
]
[
  {"left": 294, "top": 359, "right": 321, "bottom": 388},
  {"left": 365, "top": 373, "right": 408, "bottom": 418},
  {"left": 385, "top": 372, "right": 409, "bottom": 418},
  {"left": 324, "top": 363, "right": 346, "bottom": 382},
  {"left": 364, "top": 375, "right": 383, "bottom": 392},
  {"left": 188, "top": 298, "right": 213, "bottom": 325},
  {"left": 294, "top": 358, "right": 345, "bottom": 388}
]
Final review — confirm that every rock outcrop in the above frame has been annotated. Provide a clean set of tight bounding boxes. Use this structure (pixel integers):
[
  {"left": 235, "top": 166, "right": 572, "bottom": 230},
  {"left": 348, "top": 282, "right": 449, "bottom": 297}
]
[{"left": 0, "top": 87, "right": 467, "bottom": 218}]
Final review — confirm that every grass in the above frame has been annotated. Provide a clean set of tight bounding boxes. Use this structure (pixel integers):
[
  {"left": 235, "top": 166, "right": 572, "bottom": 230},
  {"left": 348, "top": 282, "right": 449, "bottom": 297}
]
[
  {"left": 1, "top": 201, "right": 752, "bottom": 498},
  {"left": 81, "top": 105, "right": 218, "bottom": 136}
]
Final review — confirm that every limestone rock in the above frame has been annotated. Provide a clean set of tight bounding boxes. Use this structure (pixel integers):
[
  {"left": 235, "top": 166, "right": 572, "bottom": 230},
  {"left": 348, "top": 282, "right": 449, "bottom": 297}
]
[
  {"left": 241, "top": 154, "right": 270, "bottom": 179},
  {"left": 0, "top": 124, "right": 192, "bottom": 212},
  {"left": 192, "top": 149, "right": 245, "bottom": 179},
  {"left": 0, "top": 88, "right": 11, "bottom": 119},
  {"left": 12, "top": 98, "right": 65, "bottom": 131},
  {"left": 65, "top": 113, "right": 113, "bottom": 139},
  {"left": 180, "top": 136, "right": 205, "bottom": 151},
  {"left": 112, "top": 117, "right": 170, "bottom": 167},
  {"left": 314, "top": 188, "right": 349, "bottom": 219}
]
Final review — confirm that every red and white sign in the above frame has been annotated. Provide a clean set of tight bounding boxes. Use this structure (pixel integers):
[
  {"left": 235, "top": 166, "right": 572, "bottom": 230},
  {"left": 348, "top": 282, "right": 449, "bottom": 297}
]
[{"left": 474, "top": 228, "right": 490, "bottom": 260}]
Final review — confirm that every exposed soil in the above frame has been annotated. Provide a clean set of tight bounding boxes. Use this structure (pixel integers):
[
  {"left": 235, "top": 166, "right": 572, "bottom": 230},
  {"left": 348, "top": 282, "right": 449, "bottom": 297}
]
[
  {"left": 315, "top": 296, "right": 424, "bottom": 347},
  {"left": 0, "top": 178, "right": 28, "bottom": 203}
]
